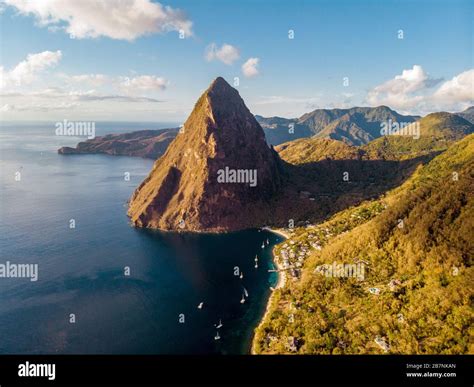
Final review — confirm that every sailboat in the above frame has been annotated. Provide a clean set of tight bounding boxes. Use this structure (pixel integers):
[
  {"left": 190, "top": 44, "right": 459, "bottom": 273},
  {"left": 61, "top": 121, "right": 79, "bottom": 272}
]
[
  {"left": 216, "top": 319, "right": 223, "bottom": 329},
  {"left": 214, "top": 331, "right": 221, "bottom": 341},
  {"left": 244, "top": 287, "right": 249, "bottom": 298},
  {"left": 240, "top": 293, "right": 246, "bottom": 304},
  {"left": 266, "top": 238, "right": 270, "bottom": 245},
  {"left": 197, "top": 302, "right": 204, "bottom": 309},
  {"left": 261, "top": 242, "right": 265, "bottom": 248},
  {"left": 240, "top": 272, "right": 243, "bottom": 279},
  {"left": 255, "top": 262, "right": 258, "bottom": 269},
  {"left": 254, "top": 255, "right": 258, "bottom": 262}
]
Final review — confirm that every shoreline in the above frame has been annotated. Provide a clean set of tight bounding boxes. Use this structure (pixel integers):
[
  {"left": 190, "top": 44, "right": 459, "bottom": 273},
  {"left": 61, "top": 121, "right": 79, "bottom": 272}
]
[{"left": 250, "top": 228, "right": 289, "bottom": 354}]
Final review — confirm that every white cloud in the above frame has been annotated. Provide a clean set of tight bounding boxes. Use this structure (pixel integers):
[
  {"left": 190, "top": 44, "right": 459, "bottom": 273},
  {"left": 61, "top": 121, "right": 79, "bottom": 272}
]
[
  {"left": 2, "top": 101, "right": 81, "bottom": 112},
  {"left": 1, "top": 88, "right": 162, "bottom": 102},
  {"left": 366, "top": 65, "right": 474, "bottom": 114},
  {"left": 205, "top": 43, "right": 240, "bottom": 65},
  {"left": 242, "top": 57, "right": 260, "bottom": 78},
  {"left": 0, "top": 50, "right": 62, "bottom": 88},
  {"left": 0, "top": 87, "right": 162, "bottom": 115},
  {"left": 4, "top": 0, "right": 193, "bottom": 41},
  {"left": 386, "top": 65, "right": 429, "bottom": 93},
  {"left": 432, "top": 69, "right": 474, "bottom": 107},
  {"left": 64, "top": 73, "right": 108, "bottom": 87},
  {"left": 0, "top": 52, "right": 168, "bottom": 97},
  {"left": 0, "top": 52, "right": 171, "bottom": 120},
  {"left": 0, "top": 104, "right": 15, "bottom": 112},
  {"left": 58, "top": 73, "right": 168, "bottom": 93},
  {"left": 366, "top": 65, "right": 432, "bottom": 110},
  {"left": 119, "top": 75, "right": 168, "bottom": 93},
  {"left": 0, "top": 68, "right": 6, "bottom": 89}
]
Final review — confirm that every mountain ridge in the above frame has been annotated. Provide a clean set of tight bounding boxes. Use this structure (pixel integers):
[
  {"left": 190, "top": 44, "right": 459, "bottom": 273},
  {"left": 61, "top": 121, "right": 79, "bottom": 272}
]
[
  {"left": 456, "top": 106, "right": 474, "bottom": 124},
  {"left": 58, "top": 106, "right": 438, "bottom": 158},
  {"left": 276, "top": 112, "right": 474, "bottom": 164},
  {"left": 258, "top": 105, "right": 419, "bottom": 146}
]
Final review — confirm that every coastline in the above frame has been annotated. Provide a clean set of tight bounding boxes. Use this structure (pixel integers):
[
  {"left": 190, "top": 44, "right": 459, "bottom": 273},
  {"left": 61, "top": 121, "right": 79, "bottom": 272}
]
[{"left": 250, "top": 228, "right": 289, "bottom": 354}]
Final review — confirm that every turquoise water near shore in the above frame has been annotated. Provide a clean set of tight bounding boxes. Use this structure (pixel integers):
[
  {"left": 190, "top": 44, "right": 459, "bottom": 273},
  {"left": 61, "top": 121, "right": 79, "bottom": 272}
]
[{"left": 0, "top": 123, "right": 280, "bottom": 354}]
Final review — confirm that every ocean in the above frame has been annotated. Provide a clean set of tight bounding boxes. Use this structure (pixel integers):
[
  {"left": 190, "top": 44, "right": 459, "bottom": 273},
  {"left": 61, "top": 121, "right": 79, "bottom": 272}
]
[{"left": 0, "top": 122, "right": 280, "bottom": 354}]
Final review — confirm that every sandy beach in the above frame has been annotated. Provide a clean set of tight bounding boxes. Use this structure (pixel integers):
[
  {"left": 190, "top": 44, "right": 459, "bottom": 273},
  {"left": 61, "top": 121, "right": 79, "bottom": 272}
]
[
  {"left": 250, "top": 228, "right": 289, "bottom": 354},
  {"left": 267, "top": 227, "right": 291, "bottom": 240}
]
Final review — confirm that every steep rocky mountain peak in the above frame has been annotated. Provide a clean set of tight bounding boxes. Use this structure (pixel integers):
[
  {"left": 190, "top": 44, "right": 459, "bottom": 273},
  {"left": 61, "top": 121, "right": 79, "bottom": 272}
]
[{"left": 128, "top": 77, "right": 283, "bottom": 231}]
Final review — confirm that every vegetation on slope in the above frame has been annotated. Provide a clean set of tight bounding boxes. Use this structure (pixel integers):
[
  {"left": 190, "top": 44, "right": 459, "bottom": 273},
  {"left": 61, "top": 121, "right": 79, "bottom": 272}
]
[
  {"left": 276, "top": 112, "right": 474, "bottom": 164},
  {"left": 276, "top": 138, "right": 361, "bottom": 164},
  {"left": 254, "top": 134, "right": 474, "bottom": 354},
  {"left": 363, "top": 112, "right": 474, "bottom": 160}
]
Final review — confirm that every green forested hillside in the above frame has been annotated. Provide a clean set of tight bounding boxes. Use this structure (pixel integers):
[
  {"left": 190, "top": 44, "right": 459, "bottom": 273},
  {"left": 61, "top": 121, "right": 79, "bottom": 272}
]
[
  {"left": 276, "top": 112, "right": 474, "bottom": 164},
  {"left": 276, "top": 138, "right": 361, "bottom": 164},
  {"left": 363, "top": 112, "right": 474, "bottom": 160},
  {"left": 254, "top": 134, "right": 474, "bottom": 354}
]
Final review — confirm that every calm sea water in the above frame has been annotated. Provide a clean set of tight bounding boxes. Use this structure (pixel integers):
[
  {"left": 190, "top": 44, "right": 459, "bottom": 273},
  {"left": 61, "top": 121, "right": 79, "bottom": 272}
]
[{"left": 0, "top": 122, "right": 280, "bottom": 354}]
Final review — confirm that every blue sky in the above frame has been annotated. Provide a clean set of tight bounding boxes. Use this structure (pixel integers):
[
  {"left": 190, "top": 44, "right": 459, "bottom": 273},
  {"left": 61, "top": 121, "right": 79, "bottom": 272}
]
[{"left": 0, "top": 0, "right": 472, "bottom": 122}]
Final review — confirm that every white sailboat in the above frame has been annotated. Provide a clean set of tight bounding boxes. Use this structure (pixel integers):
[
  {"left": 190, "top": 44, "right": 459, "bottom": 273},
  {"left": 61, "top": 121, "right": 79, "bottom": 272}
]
[
  {"left": 254, "top": 255, "right": 258, "bottom": 262},
  {"left": 266, "top": 238, "right": 270, "bottom": 245},
  {"left": 214, "top": 331, "right": 221, "bottom": 340},
  {"left": 240, "top": 272, "right": 243, "bottom": 279},
  {"left": 244, "top": 287, "right": 249, "bottom": 298},
  {"left": 240, "top": 293, "right": 246, "bottom": 304},
  {"left": 216, "top": 319, "right": 223, "bottom": 329},
  {"left": 197, "top": 302, "right": 204, "bottom": 309},
  {"left": 261, "top": 242, "right": 265, "bottom": 248},
  {"left": 255, "top": 263, "right": 258, "bottom": 269}
]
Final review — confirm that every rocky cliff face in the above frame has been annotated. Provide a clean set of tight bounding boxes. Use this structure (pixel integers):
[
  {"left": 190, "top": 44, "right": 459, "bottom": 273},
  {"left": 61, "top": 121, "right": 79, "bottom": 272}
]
[{"left": 128, "top": 77, "right": 283, "bottom": 232}]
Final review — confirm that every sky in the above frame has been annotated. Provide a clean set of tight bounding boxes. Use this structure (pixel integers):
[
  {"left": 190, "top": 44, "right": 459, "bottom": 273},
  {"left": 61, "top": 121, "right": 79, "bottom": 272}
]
[{"left": 0, "top": 0, "right": 472, "bottom": 122}]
